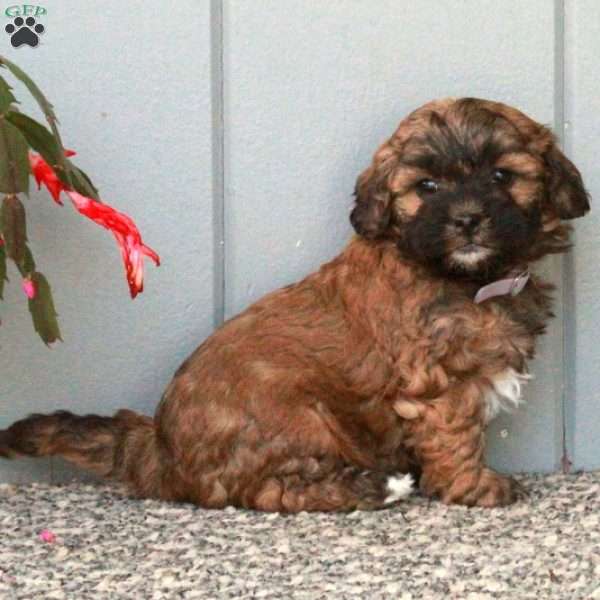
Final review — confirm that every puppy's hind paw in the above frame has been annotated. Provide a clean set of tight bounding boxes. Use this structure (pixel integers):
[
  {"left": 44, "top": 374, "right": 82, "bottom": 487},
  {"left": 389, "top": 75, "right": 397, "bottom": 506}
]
[{"left": 384, "top": 473, "right": 414, "bottom": 504}]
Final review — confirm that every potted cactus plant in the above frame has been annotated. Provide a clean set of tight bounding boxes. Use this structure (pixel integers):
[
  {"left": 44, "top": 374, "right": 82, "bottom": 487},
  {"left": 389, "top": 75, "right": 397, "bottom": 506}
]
[{"left": 0, "top": 55, "right": 159, "bottom": 345}]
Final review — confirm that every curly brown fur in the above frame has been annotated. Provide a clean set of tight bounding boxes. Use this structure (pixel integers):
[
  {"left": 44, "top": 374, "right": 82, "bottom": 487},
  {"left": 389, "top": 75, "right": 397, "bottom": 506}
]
[{"left": 0, "top": 98, "right": 590, "bottom": 511}]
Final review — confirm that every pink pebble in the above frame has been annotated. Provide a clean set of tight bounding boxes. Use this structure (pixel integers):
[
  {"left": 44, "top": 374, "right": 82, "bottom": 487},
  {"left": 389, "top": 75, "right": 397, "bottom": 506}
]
[{"left": 39, "top": 529, "right": 56, "bottom": 543}]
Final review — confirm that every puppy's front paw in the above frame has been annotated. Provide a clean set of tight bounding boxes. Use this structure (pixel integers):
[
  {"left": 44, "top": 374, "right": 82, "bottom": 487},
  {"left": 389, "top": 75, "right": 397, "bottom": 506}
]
[{"left": 441, "top": 468, "right": 521, "bottom": 507}]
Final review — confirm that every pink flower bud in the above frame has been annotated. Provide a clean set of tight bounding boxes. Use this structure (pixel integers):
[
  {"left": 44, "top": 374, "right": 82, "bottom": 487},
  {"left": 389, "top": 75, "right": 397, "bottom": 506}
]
[{"left": 22, "top": 278, "right": 36, "bottom": 299}]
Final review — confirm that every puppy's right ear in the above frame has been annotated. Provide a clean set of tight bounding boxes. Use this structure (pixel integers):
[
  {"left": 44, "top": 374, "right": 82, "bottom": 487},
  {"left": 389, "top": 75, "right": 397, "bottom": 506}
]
[{"left": 350, "top": 154, "right": 396, "bottom": 239}]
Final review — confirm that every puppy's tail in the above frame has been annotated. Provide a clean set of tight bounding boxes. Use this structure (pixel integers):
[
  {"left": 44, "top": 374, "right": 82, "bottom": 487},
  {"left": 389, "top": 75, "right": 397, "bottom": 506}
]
[{"left": 0, "top": 410, "right": 170, "bottom": 498}]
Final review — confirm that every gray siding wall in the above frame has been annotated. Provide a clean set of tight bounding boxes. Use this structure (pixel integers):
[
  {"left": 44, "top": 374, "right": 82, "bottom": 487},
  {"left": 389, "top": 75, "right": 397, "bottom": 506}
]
[
  {"left": 0, "top": 1, "right": 597, "bottom": 482},
  {"left": 564, "top": 0, "right": 600, "bottom": 471}
]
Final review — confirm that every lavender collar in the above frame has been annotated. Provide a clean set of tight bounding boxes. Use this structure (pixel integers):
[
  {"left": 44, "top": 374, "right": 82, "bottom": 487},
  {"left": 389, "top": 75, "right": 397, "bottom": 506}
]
[{"left": 474, "top": 269, "right": 530, "bottom": 304}]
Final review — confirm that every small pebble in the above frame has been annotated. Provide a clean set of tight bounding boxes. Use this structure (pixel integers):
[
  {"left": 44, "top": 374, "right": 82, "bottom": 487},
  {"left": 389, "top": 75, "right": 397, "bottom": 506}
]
[{"left": 38, "top": 529, "right": 56, "bottom": 544}]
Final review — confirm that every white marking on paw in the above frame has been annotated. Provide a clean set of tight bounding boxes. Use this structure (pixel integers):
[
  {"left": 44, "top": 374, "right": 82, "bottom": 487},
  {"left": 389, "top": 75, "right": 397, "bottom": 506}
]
[
  {"left": 384, "top": 473, "right": 414, "bottom": 504},
  {"left": 484, "top": 368, "right": 532, "bottom": 423}
]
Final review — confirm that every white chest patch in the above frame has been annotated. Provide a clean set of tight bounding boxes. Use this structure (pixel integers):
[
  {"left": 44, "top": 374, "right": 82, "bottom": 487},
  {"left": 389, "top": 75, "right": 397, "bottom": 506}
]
[{"left": 483, "top": 368, "right": 531, "bottom": 423}]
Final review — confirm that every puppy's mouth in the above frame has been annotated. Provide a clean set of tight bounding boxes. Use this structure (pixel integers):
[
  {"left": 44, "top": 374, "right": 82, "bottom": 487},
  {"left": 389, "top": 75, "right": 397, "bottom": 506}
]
[
  {"left": 449, "top": 243, "right": 495, "bottom": 268},
  {"left": 454, "top": 242, "right": 492, "bottom": 255}
]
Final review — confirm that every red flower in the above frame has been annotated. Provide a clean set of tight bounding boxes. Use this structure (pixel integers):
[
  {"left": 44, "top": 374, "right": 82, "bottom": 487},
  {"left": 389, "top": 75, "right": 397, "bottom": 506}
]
[
  {"left": 29, "top": 150, "right": 76, "bottom": 205},
  {"left": 28, "top": 152, "right": 160, "bottom": 298},
  {"left": 66, "top": 191, "right": 160, "bottom": 298}
]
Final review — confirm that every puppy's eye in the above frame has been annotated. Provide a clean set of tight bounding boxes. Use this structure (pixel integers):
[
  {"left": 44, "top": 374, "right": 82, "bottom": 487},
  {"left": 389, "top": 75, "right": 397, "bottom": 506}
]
[
  {"left": 416, "top": 179, "right": 439, "bottom": 194},
  {"left": 491, "top": 169, "right": 513, "bottom": 185}
]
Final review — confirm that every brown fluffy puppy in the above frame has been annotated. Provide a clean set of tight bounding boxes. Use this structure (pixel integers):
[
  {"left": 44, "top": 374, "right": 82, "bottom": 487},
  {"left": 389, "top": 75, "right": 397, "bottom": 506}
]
[{"left": 0, "top": 98, "right": 590, "bottom": 511}]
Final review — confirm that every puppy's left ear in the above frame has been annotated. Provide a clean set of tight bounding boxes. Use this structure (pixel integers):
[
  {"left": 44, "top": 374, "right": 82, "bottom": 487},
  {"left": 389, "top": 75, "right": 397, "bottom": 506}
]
[{"left": 544, "top": 143, "right": 590, "bottom": 220}]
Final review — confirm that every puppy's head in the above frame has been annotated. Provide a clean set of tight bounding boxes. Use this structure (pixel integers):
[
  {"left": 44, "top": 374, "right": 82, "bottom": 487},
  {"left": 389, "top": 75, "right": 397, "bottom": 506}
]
[{"left": 351, "top": 98, "right": 590, "bottom": 280}]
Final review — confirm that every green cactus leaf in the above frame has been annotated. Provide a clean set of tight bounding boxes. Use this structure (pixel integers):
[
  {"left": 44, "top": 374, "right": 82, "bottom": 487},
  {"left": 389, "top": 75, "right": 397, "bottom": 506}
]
[
  {"left": 5, "top": 111, "right": 62, "bottom": 166},
  {"left": 65, "top": 159, "right": 99, "bottom": 200},
  {"left": 0, "top": 75, "right": 17, "bottom": 113},
  {"left": 28, "top": 271, "right": 62, "bottom": 345},
  {"left": 1, "top": 194, "right": 27, "bottom": 262},
  {"left": 0, "top": 119, "right": 30, "bottom": 194},
  {"left": 0, "top": 56, "right": 57, "bottom": 121}
]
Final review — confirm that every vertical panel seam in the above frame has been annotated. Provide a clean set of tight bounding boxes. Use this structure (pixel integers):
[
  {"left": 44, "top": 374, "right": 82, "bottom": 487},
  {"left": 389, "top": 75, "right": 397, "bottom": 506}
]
[
  {"left": 554, "top": 0, "right": 571, "bottom": 473},
  {"left": 211, "top": 0, "right": 225, "bottom": 328}
]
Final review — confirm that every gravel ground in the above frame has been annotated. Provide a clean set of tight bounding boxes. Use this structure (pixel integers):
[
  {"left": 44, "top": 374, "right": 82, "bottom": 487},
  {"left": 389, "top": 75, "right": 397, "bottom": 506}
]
[{"left": 0, "top": 472, "right": 599, "bottom": 599}]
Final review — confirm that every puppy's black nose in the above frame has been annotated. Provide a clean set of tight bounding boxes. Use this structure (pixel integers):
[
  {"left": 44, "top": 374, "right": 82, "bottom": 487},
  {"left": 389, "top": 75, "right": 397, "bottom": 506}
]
[{"left": 453, "top": 213, "right": 481, "bottom": 232}]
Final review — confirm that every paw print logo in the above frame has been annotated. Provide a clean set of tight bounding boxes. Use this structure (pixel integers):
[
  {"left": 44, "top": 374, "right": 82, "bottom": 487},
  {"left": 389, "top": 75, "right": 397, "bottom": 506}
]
[{"left": 5, "top": 17, "right": 45, "bottom": 48}]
